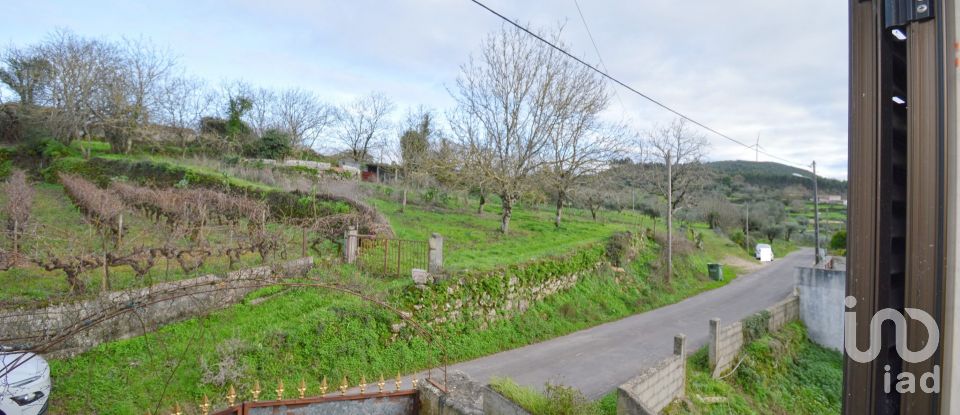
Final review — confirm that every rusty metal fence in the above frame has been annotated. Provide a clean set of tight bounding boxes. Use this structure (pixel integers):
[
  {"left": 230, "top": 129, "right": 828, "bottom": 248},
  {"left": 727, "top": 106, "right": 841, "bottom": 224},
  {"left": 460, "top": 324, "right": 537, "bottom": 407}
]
[{"left": 356, "top": 235, "right": 428, "bottom": 277}]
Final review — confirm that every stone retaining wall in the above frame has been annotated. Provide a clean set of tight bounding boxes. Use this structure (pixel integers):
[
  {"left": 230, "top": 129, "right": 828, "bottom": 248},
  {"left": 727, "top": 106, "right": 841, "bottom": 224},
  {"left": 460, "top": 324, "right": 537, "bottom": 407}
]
[{"left": 0, "top": 257, "right": 313, "bottom": 358}]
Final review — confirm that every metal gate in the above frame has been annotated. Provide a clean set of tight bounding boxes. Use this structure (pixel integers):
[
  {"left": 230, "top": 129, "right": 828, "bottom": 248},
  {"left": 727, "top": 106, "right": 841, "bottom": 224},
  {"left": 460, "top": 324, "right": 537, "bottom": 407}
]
[{"left": 356, "top": 235, "right": 429, "bottom": 277}]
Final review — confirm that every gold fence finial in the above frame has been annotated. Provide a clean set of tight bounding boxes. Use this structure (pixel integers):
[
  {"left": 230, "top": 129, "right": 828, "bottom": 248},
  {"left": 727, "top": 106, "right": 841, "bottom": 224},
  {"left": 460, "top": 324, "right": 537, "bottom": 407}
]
[
  {"left": 411, "top": 377, "right": 419, "bottom": 388},
  {"left": 227, "top": 385, "right": 237, "bottom": 406},
  {"left": 339, "top": 376, "right": 348, "bottom": 395},
  {"left": 359, "top": 375, "right": 367, "bottom": 394},
  {"left": 200, "top": 395, "right": 210, "bottom": 415},
  {"left": 276, "top": 379, "right": 285, "bottom": 400},
  {"left": 395, "top": 372, "right": 403, "bottom": 391},
  {"left": 173, "top": 403, "right": 182, "bottom": 415},
  {"left": 252, "top": 380, "right": 262, "bottom": 401},
  {"left": 298, "top": 378, "right": 307, "bottom": 399},
  {"left": 378, "top": 374, "right": 386, "bottom": 393},
  {"left": 320, "top": 376, "right": 329, "bottom": 395}
]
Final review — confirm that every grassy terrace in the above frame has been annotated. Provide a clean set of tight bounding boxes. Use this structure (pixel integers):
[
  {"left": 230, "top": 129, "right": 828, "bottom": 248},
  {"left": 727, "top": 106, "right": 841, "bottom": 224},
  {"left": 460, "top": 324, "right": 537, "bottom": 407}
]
[{"left": 369, "top": 190, "right": 655, "bottom": 271}]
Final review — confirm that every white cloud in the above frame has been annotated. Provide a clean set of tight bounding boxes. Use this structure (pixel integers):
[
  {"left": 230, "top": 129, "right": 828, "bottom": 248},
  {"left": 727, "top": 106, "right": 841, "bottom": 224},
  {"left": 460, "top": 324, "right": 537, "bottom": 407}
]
[{"left": 0, "top": 0, "right": 849, "bottom": 178}]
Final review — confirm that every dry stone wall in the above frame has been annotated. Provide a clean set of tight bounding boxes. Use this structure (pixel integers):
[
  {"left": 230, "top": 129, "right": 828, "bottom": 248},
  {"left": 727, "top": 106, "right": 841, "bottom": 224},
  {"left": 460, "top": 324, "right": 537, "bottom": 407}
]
[
  {"left": 0, "top": 257, "right": 313, "bottom": 358},
  {"left": 398, "top": 245, "right": 605, "bottom": 331}
]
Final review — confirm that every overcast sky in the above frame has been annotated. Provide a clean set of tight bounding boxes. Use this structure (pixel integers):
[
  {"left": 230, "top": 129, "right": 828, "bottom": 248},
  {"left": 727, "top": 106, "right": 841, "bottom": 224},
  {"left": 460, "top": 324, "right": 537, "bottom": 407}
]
[{"left": 0, "top": 1, "right": 849, "bottom": 178}]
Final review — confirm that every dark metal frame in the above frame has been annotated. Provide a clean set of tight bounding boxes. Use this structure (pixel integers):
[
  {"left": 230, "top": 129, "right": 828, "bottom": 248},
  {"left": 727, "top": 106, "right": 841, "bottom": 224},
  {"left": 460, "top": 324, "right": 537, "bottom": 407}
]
[
  {"left": 847, "top": 0, "right": 951, "bottom": 413},
  {"left": 211, "top": 389, "right": 419, "bottom": 415}
]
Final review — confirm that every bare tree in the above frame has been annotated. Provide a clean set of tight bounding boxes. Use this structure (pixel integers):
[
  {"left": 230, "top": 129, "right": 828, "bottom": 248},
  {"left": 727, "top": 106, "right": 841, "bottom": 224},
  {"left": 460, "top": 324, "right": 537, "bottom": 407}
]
[
  {"left": 451, "top": 26, "right": 575, "bottom": 233},
  {"left": 333, "top": 92, "right": 394, "bottom": 162},
  {"left": 645, "top": 119, "right": 708, "bottom": 281},
  {"left": 275, "top": 87, "right": 335, "bottom": 152},
  {"left": 157, "top": 75, "right": 214, "bottom": 152},
  {"left": 39, "top": 29, "right": 118, "bottom": 140},
  {"left": 243, "top": 84, "right": 277, "bottom": 137}
]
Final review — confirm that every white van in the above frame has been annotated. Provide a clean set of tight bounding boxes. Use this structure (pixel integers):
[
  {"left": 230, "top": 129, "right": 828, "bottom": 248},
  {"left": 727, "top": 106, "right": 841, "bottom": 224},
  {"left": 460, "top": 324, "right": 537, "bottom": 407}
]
[{"left": 755, "top": 244, "right": 774, "bottom": 262}]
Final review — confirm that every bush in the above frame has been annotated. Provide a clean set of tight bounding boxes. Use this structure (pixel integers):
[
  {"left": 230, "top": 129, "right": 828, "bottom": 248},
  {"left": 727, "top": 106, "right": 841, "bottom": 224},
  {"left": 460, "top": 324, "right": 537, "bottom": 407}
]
[
  {"left": 829, "top": 230, "right": 847, "bottom": 250},
  {"left": 605, "top": 231, "right": 636, "bottom": 267},
  {"left": 244, "top": 129, "right": 292, "bottom": 160}
]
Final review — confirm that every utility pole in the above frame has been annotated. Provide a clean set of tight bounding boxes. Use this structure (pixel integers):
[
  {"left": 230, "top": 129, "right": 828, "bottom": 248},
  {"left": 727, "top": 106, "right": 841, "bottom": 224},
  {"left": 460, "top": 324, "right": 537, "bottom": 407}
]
[
  {"left": 666, "top": 149, "right": 673, "bottom": 282},
  {"left": 812, "top": 160, "right": 821, "bottom": 266}
]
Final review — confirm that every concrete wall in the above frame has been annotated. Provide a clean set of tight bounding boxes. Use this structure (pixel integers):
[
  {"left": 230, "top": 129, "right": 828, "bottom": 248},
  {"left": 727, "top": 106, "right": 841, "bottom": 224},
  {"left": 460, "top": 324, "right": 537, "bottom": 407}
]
[
  {"left": 709, "top": 319, "right": 744, "bottom": 378},
  {"left": 767, "top": 294, "right": 802, "bottom": 333},
  {"left": 417, "top": 372, "right": 483, "bottom": 415},
  {"left": 617, "top": 335, "right": 687, "bottom": 415},
  {"left": 244, "top": 394, "right": 418, "bottom": 415},
  {"left": 710, "top": 295, "right": 800, "bottom": 378},
  {"left": 796, "top": 266, "right": 846, "bottom": 351},
  {"left": 0, "top": 257, "right": 313, "bottom": 357}
]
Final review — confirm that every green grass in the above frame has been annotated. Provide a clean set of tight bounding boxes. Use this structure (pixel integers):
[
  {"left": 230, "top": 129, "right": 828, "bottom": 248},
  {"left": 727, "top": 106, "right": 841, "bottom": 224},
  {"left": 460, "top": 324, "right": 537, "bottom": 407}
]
[
  {"left": 49, "top": 231, "right": 748, "bottom": 414},
  {"left": 370, "top": 191, "right": 687, "bottom": 272},
  {"left": 669, "top": 322, "right": 842, "bottom": 415},
  {"left": 489, "top": 377, "right": 606, "bottom": 415}
]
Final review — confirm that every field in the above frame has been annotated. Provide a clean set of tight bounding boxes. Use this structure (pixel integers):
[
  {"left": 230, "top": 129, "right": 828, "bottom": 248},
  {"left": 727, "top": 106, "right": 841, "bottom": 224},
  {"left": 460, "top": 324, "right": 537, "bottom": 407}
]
[{"left": 0, "top": 180, "right": 310, "bottom": 304}]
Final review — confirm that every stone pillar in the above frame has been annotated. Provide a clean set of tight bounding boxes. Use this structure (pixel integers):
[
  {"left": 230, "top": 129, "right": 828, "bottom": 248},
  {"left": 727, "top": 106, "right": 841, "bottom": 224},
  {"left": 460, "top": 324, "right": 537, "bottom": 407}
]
[
  {"left": 708, "top": 318, "right": 720, "bottom": 373},
  {"left": 428, "top": 233, "right": 443, "bottom": 273},
  {"left": 344, "top": 227, "right": 358, "bottom": 264}
]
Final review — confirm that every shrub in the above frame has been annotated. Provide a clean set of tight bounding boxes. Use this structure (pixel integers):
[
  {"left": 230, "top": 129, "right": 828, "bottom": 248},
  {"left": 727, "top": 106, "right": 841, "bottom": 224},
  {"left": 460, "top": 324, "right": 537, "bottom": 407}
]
[
  {"left": 245, "top": 129, "right": 292, "bottom": 160},
  {"left": 605, "top": 231, "right": 635, "bottom": 267},
  {"left": 829, "top": 230, "right": 847, "bottom": 250},
  {"left": 743, "top": 310, "right": 771, "bottom": 344}
]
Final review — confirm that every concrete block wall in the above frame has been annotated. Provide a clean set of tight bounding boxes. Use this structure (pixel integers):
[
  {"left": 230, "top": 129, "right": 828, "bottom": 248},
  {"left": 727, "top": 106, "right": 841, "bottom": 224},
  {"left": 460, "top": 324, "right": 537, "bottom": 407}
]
[
  {"left": 0, "top": 257, "right": 313, "bottom": 357},
  {"left": 617, "top": 335, "right": 687, "bottom": 415},
  {"left": 766, "top": 295, "right": 801, "bottom": 332},
  {"left": 709, "top": 319, "right": 744, "bottom": 378},
  {"left": 796, "top": 267, "right": 845, "bottom": 351}
]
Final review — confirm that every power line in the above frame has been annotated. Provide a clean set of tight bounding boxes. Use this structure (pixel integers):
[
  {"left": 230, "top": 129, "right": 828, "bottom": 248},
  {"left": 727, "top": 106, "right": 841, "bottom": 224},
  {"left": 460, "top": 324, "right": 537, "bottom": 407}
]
[
  {"left": 571, "top": 0, "right": 626, "bottom": 111},
  {"left": 467, "top": 0, "right": 807, "bottom": 168}
]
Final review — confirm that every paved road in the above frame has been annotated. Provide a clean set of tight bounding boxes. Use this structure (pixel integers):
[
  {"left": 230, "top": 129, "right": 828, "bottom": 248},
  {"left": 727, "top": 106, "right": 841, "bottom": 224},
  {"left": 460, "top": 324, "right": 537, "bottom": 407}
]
[{"left": 435, "top": 248, "right": 814, "bottom": 398}]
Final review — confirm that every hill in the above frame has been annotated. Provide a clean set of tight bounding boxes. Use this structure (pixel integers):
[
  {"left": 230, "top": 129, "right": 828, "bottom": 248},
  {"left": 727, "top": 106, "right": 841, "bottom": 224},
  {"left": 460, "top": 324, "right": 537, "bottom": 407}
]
[{"left": 706, "top": 160, "right": 847, "bottom": 195}]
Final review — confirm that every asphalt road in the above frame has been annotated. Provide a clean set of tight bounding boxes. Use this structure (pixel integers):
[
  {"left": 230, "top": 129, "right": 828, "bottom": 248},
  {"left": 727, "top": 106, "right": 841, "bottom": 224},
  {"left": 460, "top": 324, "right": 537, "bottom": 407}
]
[{"left": 434, "top": 247, "right": 815, "bottom": 398}]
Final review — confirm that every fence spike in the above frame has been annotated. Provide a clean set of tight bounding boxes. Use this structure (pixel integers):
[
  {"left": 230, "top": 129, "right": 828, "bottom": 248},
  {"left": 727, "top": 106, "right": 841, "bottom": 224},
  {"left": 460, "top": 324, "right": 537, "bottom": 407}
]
[
  {"left": 359, "top": 375, "right": 367, "bottom": 394},
  {"left": 173, "top": 403, "right": 182, "bottom": 415},
  {"left": 252, "top": 380, "right": 261, "bottom": 401},
  {"left": 298, "top": 378, "right": 307, "bottom": 399},
  {"left": 320, "top": 376, "right": 329, "bottom": 395},
  {"left": 276, "top": 379, "right": 284, "bottom": 400},
  {"left": 200, "top": 395, "right": 210, "bottom": 415},
  {"left": 378, "top": 374, "right": 386, "bottom": 393},
  {"left": 395, "top": 372, "right": 403, "bottom": 391},
  {"left": 339, "top": 376, "right": 348, "bottom": 395},
  {"left": 411, "top": 377, "right": 419, "bottom": 389},
  {"left": 227, "top": 385, "right": 237, "bottom": 406}
]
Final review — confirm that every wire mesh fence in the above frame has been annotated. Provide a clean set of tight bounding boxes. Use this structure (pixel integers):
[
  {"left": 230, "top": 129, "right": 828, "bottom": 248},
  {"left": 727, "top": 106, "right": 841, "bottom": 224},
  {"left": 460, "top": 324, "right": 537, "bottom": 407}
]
[{"left": 356, "top": 235, "right": 429, "bottom": 278}]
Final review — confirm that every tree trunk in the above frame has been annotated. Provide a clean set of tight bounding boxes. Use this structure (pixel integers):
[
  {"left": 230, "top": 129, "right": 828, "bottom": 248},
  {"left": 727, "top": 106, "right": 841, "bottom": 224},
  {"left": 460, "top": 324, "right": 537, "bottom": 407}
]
[
  {"left": 554, "top": 193, "right": 564, "bottom": 228},
  {"left": 401, "top": 189, "right": 407, "bottom": 213},
  {"left": 477, "top": 193, "right": 486, "bottom": 215},
  {"left": 500, "top": 196, "right": 512, "bottom": 234},
  {"left": 666, "top": 149, "right": 673, "bottom": 283}
]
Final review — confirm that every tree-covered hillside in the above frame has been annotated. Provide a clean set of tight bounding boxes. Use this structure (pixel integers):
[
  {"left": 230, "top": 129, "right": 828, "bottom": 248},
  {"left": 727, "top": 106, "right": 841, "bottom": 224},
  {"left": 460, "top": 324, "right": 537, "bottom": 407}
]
[{"left": 707, "top": 160, "right": 847, "bottom": 195}]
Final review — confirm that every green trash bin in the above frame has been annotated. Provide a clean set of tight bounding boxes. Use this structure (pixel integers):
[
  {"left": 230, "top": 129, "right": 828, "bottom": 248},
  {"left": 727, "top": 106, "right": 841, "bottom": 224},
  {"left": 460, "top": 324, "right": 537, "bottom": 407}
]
[{"left": 708, "top": 263, "right": 723, "bottom": 281}]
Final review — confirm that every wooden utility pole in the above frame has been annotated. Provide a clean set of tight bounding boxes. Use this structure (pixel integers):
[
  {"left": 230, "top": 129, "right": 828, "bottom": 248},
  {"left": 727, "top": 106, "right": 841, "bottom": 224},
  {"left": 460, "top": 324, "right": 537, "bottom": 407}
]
[{"left": 667, "top": 149, "right": 673, "bottom": 282}]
